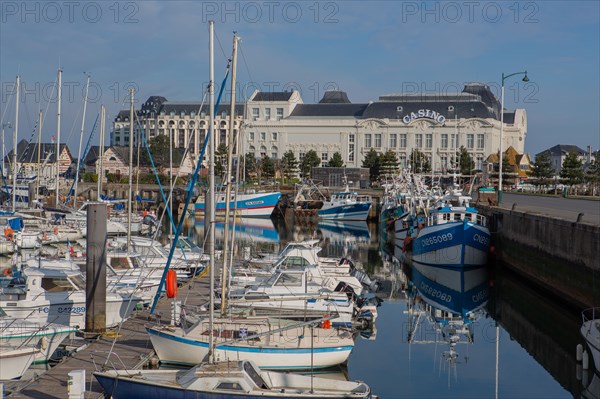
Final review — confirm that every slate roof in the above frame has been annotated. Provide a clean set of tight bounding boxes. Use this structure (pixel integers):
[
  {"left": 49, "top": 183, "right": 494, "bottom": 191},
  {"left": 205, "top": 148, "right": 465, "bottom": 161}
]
[
  {"left": 319, "top": 91, "right": 351, "bottom": 104},
  {"left": 288, "top": 103, "right": 368, "bottom": 118},
  {"left": 252, "top": 92, "right": 294, "bottom": 102},
  {"left": 4, "top": 139, "right": 72, "bottom": 165},
  {"left": 115, "top": 102, "right": 245, "bottom": 121},
  {"left": 361, "top": 101, "right": 495, "bottom": 120},
  {"left": 536, "top": 144, "right": 586, "bottom": 158}
]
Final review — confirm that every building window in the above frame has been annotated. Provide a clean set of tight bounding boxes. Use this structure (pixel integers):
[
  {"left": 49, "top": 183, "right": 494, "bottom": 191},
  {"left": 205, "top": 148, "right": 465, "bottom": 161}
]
[
  {"left": 249, "top": 132, "right": 254, "bottom": 141},
  {"left": 349, "top": 144, "right": 355, "bottom": 162},
  {"left": 476, "top": 155, "right": 484, "bottom": 170},
  {"left": 252, "top": 108, "right": 259, "bottom": 120},
  {"left": 260, "top": 145, "right": 267, "bottom": 157},
  {"left": 451, "top": 134, "right": 457, "bottom": 149},
  {"left": 299, "top": 152, "right": 305, "bottom": 161},
  {"left": 276, "top": 108, "right": 284, "bottom": 120},
  {"left": 272, "top": 132, "right": 278, "bottom": 141},
  {"left": 390, "top": 134, "right": 397, "bottom": 148},
  {"left": 440, "top": 155, "right": 448, "bottom": 171},
  {"left": 365, "top": 134, "right": 372, "bottom": 148},
  {"left": 467, "top": 134, "right": 474, "bottom": 149},
  {"left": 271, "top": 146, "right": 278, "bottom": 159},
  {"left": 349, "top": 134, "right": 355, "bottom": 143},
  {"left": 399, "top": 153, "right": 406, "bottom": 168},
  {"left": 415, "top": 134, "right": 423, "bottom": 148},
  {"left": 260, "top": 132, "right": 266, "bottom": 141},
  {"left": 477, "top": 134, "right": 485, "bottom": 149},
  {"left": 400, "top": 134, "right": 407, "bottom": 149},
  {"left": 265, "top": 108, "right": 271, "bottom": 120},
  {"left": 375, "top": 134, "right": 382, "bottom": 148},
  {"left": 321, "top": 152, "right": 328, "bottom": 161},
  {"left": 441, "top": 134, "right": 448, "bottom": 149},
  {"left": 219, "top": 130, "right": 226, "bottom": 146},
  {"left": 426, "top": 134, "right": 432, "bottom": 149}
]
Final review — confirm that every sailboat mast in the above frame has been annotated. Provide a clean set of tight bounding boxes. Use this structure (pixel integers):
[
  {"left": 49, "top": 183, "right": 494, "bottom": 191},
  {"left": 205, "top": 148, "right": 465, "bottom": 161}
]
[
  {"left": 73, "top": 74, "right": 91, "bottom": 208},
  {"left": 97, "top": 105, "right": 105, "bottom": 199},
  {"left": 12, "top": 75, "right": 20, "bottom": 212},
  {"left": 127, "top": 88, "right": 134, "bottom": 253},
  {"left": 208, "top": 19, "right": 216, "bottom": 363},
  {"left": 36, "top": 111, "right": 43, "bottom": 202},
  {"left": 220, "top": 33, "right": 239, "bottom": 316},
  {"left": 55, "top": 68, "right": 62, "bottom": 202}
]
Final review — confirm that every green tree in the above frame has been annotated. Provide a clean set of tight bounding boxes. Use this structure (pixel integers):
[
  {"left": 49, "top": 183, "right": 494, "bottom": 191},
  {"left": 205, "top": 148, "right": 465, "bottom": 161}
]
[
  {"left": 380, "top": 150, "right": 399, "bottom": 176},
  {"left": 560, "top": 151, "right": 584, "bottom": 185},
  {"left": 300, "top": 150, "right": 320, "bottom": 178},
  {"left": 83, "top": 172, "right": 98, "bottom": 183},
  {"left": 530, "top": 152, "right": 555, "bottom": 185},
  {"left": 327, "top": 152, "right": 344, "bottom": 167},
  {"left": 141, "top": 135, "right": 183, "bottom": 167},
  {"left": 260, "top": 156, "right": 275, "bottom": 180},
  {"left": 362, "top": 148, "right": 381, "bottom": 182},
  {"left": 281, "top": 150, "right": 299, "bottom": 181},
  {"left": 409, "top": 149, "right": 431, "bottom": 173},
  {"left": 243, "top": 152, "right": 257, "bottom": 182},
  {"left": 215, "top": 144, "right": 228, "bottom": 179},
  {"left": 456, "top": 146, "right": 475, "bottom": 175},
  {"left": 586, "top": 151, "right": 600, "bottom": 195}
]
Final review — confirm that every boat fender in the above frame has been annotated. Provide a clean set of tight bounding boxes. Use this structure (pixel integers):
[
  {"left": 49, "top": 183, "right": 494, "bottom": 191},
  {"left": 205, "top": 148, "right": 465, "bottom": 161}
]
[
  {"left": 166, "top": 269, "right": 178, "bottom": 298},
  {"left": 321, "top": 319, "right": 331, "bottom": 329},
  {"left": 54, "top": 226, "right": 59, "bottom": 235},
  {"left": 40, "top": 336, "right": 48, "bottom": 350},
  {"left": 402, "top": 236, "right": 413, "bottom": 252},
  {"left": 43, "top": 231, "right": 47, "bottom": 240}
]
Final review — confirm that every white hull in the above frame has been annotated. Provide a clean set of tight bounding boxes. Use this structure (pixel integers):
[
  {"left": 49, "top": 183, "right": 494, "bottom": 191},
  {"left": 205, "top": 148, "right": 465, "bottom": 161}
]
[
  {"left": 0, "top": 321, "right": 75, "bottom": 363},
  {"left": 0, "top": 347, "right": 39, "bottom": 380},
  {"left": 148, "top": 323, "right": 354, "bottom": 369},
  {"left": 582, "top": 316, "right": 600, "bottom": 371},
  {"left": 0, "top": 297, "right": 139, "bottom": 328}
]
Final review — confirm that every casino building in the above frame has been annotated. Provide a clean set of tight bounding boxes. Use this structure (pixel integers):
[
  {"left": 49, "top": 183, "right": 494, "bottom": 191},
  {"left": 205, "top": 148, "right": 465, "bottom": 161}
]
[{"left": 112, "top": 83, "right": 527, "bottom": 173}]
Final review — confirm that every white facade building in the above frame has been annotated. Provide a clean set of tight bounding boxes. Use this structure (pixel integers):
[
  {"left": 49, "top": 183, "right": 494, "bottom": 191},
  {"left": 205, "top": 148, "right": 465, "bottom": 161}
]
[{"left": 113, "top": 83, "right": 527, "bottom": 174}]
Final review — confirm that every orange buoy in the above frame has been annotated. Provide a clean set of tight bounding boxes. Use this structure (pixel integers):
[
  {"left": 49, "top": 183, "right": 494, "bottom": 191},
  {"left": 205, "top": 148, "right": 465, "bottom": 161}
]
[
  {"left": 321, "top": 319, "right": 332, "bottom": 329},
  {"left": 3, "top": 267, "right": 11, "bottom": 277},
  {"left": 4, "top": 227, "right": 14, "bottom": 240},
  {"left": 166, "top": 269, "right": 178, "bottom": 298}
]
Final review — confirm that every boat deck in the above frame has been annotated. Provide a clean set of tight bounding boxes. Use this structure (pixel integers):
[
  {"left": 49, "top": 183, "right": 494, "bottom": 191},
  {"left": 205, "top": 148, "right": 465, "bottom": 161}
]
[{"left": 4, "top": 276, "right": 210, "bottom": 398}]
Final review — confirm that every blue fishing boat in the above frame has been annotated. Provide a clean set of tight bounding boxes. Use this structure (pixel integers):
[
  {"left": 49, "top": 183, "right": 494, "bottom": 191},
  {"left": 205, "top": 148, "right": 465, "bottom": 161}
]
[
  {"left": 318, "top": 185, "right": 372, "bottom": 222},
  {"left": 194, "top": 190, "right": 281, "bottom": 218},
  {"left": 400, "top": 186, "right": 490, "bottom": 269}
]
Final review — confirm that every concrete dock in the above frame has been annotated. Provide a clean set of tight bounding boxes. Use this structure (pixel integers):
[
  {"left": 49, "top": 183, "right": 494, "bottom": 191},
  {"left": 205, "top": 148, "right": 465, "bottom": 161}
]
[{"left": 4, "top": 277, "right": 210, "bottom": 398}]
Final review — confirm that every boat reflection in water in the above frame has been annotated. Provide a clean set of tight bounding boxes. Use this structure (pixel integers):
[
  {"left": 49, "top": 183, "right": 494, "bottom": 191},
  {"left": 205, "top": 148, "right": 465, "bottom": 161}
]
[
  {"left": 194, "top": 217, "right": 279, "bottom": 244},
  {"left": 317, "top": 221, "right": 370, "bottom": 249},
  {"left": 404, "top": 261, "right": 489, "bottom": 385}
]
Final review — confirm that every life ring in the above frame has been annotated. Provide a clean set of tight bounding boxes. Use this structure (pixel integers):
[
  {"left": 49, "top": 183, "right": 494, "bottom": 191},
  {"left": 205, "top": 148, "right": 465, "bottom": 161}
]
[{"left": 166, "top": 269, "right": 178, "bottom": 298}]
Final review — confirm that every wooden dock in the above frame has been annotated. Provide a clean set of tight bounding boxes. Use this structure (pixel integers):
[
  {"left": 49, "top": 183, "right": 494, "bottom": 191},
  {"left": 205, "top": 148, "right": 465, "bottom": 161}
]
[{"left": 5, "top": 276, "right": 211, "bottom": 398}]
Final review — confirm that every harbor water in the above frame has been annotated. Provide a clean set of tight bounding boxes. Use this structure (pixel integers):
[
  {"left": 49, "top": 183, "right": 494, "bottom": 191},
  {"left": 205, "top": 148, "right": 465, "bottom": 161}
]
[{"left": 188, "top": 215, "right": 590, "bottom": 399}]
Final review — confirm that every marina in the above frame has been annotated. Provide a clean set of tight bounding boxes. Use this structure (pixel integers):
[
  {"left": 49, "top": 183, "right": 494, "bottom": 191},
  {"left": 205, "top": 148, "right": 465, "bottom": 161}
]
[{"left": 1, "top": 3, "right": 599, "bottom": 398}]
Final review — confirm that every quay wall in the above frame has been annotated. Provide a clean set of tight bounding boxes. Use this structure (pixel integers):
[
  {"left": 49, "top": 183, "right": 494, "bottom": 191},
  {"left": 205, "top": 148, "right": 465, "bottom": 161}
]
[{"left": 479, "top": 204, "right": 600, "bottom": 309}]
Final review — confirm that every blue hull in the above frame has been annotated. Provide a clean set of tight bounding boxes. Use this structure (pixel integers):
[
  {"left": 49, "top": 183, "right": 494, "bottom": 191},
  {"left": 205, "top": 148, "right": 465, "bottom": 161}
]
[
  {"left": 95, "top": 373, "right": 351, "bottom": 399},
  {"left": 194, "top": 192, "right": 281, "bottom": 218},
  {"left": 409, "top": 221, "right": 490, "bottom": 268},
  {"left": 318, "top": 202, "right": 371, "bottom": 221}
]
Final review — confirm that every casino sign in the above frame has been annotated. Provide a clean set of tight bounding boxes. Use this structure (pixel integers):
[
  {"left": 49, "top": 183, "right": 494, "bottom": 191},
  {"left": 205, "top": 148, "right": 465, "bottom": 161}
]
[{"left": 403, "top": 109, "right": 446, "bottom": 125}]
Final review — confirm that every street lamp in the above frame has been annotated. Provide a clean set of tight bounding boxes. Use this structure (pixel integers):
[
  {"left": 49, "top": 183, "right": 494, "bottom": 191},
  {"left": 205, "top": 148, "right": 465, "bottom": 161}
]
[{"left": 498, "top": 70, "right": 529, "bottom": 204}]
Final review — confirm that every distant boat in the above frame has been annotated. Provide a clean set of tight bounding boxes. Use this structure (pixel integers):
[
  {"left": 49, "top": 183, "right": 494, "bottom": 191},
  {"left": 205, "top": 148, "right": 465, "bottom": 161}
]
[
  {"left": 581, "top": 307, "right": 600, "bottom": 372},
  {"left": 318, "top": 183, "right": 372, "bottom": 222},
  {"left": 94, "top": 360, "right": 374, "bottom": 399},
  {"left": 194, "top": 189, "right": 281, "bottom": 218}
]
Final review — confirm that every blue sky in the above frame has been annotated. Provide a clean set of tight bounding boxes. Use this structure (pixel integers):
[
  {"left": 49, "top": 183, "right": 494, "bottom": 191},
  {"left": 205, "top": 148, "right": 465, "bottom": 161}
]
[{"left": 1, "top": 1, "right": 598, "bottom": 157}]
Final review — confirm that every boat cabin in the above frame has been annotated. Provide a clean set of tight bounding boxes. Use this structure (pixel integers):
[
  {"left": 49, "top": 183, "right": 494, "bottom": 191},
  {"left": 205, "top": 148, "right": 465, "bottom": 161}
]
[{"left": 428, "top": 206, "right": 487, "bottom": 227}]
